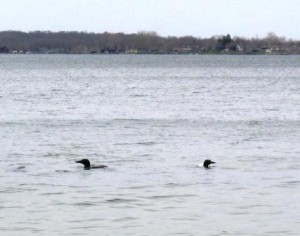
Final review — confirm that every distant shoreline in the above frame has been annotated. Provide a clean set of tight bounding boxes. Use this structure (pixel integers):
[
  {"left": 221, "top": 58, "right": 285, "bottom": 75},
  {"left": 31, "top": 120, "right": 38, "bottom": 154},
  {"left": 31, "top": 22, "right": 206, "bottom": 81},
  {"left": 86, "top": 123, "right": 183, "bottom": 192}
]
[
  {"left": 0, "top": 52, "right": 293, "bottom": 56},
  {"left": 1, "top": 31, "right": 299, "bottom": 55}
]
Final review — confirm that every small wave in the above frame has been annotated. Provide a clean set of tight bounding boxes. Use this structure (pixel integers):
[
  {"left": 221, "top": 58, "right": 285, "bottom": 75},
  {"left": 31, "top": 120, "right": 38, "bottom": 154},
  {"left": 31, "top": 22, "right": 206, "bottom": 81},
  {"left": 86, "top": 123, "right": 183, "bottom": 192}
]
[
  {"left": 0, "top": 187, "right": 36, "bottom": 193},
  {"left": 112, "top": 217, "right": 138, "bottom": 222},
  {"left": 40, "top": 192, "right": 64, "bottom": 196},
  {"left": 136, "top": 142, "right": 157, "bottom": 146},
  {"left": 144, "top": 194, "right": 196, "bottom": 200},
  {"left": 51, "top": 89, "right": 64, "bottom": 92},
  {"left": 26, "top": 130, "right": 41, "bottom": 133},
  {"left": 0, "top": 205, "right": 22, "bottom": 209},
  {"left": 124, "top": 185, "right": 154, "bottom": 190},
  {"left": 114, "top": 141, "right": 158, "bottom": 146},
  {"left": 265, "top": 230, "right": 290, "bottom": 234},
  {"left": 114, "top": 142, "right": 132, "bottom": 146},
  {"left": 0, "top": 226, "right": 42, "bottom": 231},
  {"left": 106, "top": 198, "right": 138, "bottom": 203},
  {"left": 55, "top": 170, "right": 71, "bottom": 173},
  {"left": 271, "top": 180, "right": 300, "bottom": 189},
  {"left": 73, "top": 202, "right": 96, "bottom": 206},
  {"left": 69, "top": 225, "right": 100, "bottom": 230},
  {"left": 44, "top": 153, "right": 60, "bottom": 157},
  {"left": 284, "top": 180, "right": 300, "bottom": 185},
  {"left": 237, "top": 204, "right": 270, "bottom": 210},
  {"left": 279, "top": 180, "right": 300, "bottom": 188},
  {"left": 130, "top": 94, "right": 147, "bottom": 97},
  {"left": 228, "top": 211, "right": 249, "bottom": 215},
  {"left": 165, "top": 182, "right": 194, "bottom": 188},
  {"left": 16, "top": 166, "right": 26, "bottom": 170}
]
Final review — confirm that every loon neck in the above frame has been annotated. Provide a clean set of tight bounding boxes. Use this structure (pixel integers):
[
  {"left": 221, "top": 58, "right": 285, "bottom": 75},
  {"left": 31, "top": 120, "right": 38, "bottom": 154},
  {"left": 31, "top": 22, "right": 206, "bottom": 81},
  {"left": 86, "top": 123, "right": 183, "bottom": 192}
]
[{"left": 83, "top": 161, "right": 91, "bottom": 168}]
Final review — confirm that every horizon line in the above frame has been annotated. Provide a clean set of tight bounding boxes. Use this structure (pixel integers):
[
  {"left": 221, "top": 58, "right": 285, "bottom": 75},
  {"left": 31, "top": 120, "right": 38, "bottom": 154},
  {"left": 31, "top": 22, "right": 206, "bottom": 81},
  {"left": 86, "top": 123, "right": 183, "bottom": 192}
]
[{"left": 0, "top": 29, "right": 298, "bottom": 41}]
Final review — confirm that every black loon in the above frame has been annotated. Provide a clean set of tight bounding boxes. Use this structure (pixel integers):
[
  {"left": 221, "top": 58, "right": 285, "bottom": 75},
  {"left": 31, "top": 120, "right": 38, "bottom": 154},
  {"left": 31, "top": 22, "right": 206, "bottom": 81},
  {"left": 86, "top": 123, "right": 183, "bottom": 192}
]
[
  {"left": 75, "top": 159, "right": 107, "bottom": 170},
  {"left": 202, "top": 159, "right": 216, "bottom": 168}
]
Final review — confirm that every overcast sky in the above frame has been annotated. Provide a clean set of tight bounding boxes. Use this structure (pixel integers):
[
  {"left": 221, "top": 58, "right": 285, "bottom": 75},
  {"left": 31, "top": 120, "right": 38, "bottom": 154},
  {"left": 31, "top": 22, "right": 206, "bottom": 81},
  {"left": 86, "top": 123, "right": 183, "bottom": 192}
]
[{"left": 0, "top": 0, "right": 299, "bottom": 39}]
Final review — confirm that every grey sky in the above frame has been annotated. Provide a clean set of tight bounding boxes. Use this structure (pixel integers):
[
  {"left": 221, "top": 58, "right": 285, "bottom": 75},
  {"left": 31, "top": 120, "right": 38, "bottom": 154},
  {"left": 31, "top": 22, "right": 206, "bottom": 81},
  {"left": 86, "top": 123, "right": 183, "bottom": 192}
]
[{"left": 1, "top": 0, "right": 299, "bottom": 39}]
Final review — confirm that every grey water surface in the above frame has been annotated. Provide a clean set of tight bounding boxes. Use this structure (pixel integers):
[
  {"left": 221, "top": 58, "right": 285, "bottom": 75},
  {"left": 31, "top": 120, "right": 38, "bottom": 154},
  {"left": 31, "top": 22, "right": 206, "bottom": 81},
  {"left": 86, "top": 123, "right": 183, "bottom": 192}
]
[{"left": 0, "top": 55, "right": 299, "bottom": 236}]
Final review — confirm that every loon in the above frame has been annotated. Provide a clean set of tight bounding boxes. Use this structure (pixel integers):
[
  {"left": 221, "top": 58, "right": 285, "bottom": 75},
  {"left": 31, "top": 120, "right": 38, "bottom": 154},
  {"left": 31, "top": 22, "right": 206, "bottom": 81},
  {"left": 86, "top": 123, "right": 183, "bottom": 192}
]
[
  {"left": 202, "top": 159, "right": 216, "bottom": 168},
  {"left": 75, "top": 159, "right": 107, "bottom": 170}
]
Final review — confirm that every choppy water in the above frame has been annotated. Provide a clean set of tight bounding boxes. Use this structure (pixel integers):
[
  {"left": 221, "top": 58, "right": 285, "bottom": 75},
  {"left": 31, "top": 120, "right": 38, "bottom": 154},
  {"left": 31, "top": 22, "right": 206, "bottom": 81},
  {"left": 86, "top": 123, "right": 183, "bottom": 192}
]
[{"left": 0, "top": 55, "right": 299, "bottom": 236}]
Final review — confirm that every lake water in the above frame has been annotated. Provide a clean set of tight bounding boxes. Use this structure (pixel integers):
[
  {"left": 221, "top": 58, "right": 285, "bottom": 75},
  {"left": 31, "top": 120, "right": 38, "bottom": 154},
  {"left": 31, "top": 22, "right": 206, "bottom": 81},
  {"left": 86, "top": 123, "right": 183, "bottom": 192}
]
[{"left": 0, "top": 55, "right": 299, "bottom": 236}]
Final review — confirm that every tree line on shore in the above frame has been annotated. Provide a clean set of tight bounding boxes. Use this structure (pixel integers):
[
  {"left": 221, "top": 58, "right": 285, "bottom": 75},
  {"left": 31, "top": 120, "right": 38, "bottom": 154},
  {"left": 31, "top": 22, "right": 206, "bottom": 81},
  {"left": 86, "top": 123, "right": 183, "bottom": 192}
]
[{"left": 1, "top": 30, "right": 300, "bottom": 54}]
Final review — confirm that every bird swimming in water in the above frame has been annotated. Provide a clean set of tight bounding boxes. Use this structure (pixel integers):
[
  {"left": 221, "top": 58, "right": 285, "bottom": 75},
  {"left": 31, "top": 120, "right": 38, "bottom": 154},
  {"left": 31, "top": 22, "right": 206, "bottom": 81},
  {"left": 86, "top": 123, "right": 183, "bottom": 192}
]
[
  {"left": 201, "top": 159, "right": 216, "bottom": 168},
  {"left": 75, "top": 159, "right": 107, "bottom": 170}
]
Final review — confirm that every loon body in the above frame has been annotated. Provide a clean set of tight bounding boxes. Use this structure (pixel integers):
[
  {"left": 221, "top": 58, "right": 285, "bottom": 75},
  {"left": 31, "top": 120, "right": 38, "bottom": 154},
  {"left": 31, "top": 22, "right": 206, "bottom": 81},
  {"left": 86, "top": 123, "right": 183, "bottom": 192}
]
[
  {"left": 75, "top": 159, "right": 107, "bottom": 170},
  {"left": 202, "top": 159, "right": 216, "bottom": 168}
]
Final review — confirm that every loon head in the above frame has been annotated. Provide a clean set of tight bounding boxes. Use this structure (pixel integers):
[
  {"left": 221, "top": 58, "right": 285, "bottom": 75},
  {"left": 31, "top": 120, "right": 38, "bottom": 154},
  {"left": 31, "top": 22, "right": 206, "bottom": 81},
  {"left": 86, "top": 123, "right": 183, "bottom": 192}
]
[
  {"left": 76, "top": 159, "right": 91, "bottom": 168},
  {"left": 203, "top": 159, "right": 215, "bottom": 168}
]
